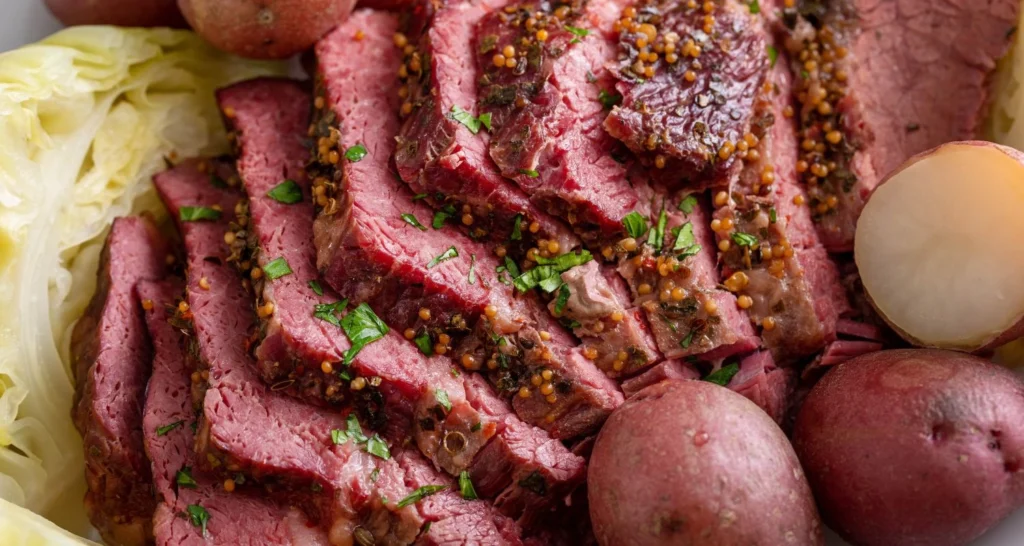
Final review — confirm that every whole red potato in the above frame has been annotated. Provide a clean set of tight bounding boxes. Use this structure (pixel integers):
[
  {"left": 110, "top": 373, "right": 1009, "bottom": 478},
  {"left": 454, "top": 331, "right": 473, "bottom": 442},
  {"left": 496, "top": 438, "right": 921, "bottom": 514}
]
[
  {"left": 589, "top": 380, "right": 823, "bottom": 546},
  {"left": 44, "top": 0, "right": 187, "bottom": 27},
  {"left": 794, "top": 349, "right": 1024, "bottom": 546},
  {"left": 177, "top": 0, "right": 356, "bottom": 59}
]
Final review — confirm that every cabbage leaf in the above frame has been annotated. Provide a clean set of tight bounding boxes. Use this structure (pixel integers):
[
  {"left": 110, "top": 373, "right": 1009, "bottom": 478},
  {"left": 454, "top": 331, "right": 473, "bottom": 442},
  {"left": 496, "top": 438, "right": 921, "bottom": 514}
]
[{"left": 0, "top": 26, "right": 285, "bottom": 535}]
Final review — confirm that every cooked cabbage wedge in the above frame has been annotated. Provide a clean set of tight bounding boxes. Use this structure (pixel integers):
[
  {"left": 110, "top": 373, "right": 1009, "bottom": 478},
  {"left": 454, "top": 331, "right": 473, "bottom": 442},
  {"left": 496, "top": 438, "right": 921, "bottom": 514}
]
[
  {"left": 0, "top": 26, "right": 284, "bottom": 537},
  {"left": 0, "top": 498, "right": 99, "bottom": 546}
]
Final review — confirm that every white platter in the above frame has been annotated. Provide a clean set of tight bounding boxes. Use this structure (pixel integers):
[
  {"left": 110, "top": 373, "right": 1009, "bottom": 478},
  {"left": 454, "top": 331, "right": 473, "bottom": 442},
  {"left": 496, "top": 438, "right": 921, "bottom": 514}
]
[{"left": 3, "top": 0, "right": 1023, "bottom": 544}]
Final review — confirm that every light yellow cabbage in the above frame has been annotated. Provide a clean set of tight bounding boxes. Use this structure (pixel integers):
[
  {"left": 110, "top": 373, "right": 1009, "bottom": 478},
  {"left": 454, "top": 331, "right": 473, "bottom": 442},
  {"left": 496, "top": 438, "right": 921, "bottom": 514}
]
[
  {"left": 0, "top": 26, "right": 285, "bottom": 538},
  {"left": 0, "top": 498, "right": 99, "bottom": 546}
]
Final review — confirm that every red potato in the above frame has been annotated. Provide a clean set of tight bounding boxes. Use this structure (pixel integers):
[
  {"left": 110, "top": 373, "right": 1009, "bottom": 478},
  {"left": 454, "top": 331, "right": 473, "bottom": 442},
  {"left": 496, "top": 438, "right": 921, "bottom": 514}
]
[
  {"left": 44, "top": 0, "right": 187, "bottom": 27},
  {"left": 177, "top": 0, "right": 356, "bottom": 59},
  {"left": 589, "top": 380, "right": 823, "bottom": 546},
  {"left": 794, "top": 349, "right": 1024, "bottom": 546}
]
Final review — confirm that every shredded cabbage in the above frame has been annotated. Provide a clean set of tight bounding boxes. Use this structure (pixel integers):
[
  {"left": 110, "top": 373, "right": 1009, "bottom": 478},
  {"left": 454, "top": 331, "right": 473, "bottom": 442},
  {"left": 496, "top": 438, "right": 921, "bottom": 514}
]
[
  {"left": 0, "top": 498, "right": 99, "bottom": 546},
  {"left": 0, "top": 26, "right": 285, "bottom": 537}
]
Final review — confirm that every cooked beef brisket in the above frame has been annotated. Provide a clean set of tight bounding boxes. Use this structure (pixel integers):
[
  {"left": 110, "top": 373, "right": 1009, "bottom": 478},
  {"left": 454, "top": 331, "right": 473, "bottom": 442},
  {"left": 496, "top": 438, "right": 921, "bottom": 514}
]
[
  {"left": 218, "top": 76, "right": 585, "bottom": 523},
  {"left": 619, "top": 359, "right": 699, "bottom": 398},
  {"left": 71, "top": 216, "right": 167, "bottom": 546},
  {"left": 139, "top": 278, "right": 329, "bottom": 545},
  {"left": 393, "top": 0, "right": 578, "bottom": 255},
  {"left": 311, "top": 10, "right": 622, "bottom": 439},
  {"left": 155, "top": 158, "right": 522, "bottom": 545},
  {"left": 726, "top": 351, "right": 794, "bottom": 425},
  {"left": 782, "top": 0, "right": 1019, "bottom": 251},
  {"left": 604, "top": 0, "right": 769, "bottom": 186}
]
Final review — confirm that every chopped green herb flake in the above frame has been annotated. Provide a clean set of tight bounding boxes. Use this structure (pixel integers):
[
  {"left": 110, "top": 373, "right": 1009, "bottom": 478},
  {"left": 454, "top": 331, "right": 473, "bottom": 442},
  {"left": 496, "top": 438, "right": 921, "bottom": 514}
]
[
  {"left": 308, "top": 280, "right": 324, "bottom": 296},
  {"left": 344, "top": 143, "right": 368, "bottom": 162},
  {"left": 427, "top": 246, "right": 459, "bottom": 269},
  {"left": 680, "top": 330, "right": 694, "bottom": 349},
  {"left": 649, "top": 208, "right": 668, "bottom": 250},
  {"left": 401, "top": 213, "right": 427, "bottom": 231},
  {"left": 340, "top": 303, "right": 389, "bottom": 365},
  {"left": 451, "top": 105, "right": 483, "bottom": 134},
  {"left": 397, "top": 485, "right": 448, "bottom": 508},
  {"left": 554, "top": 284, "right": 571, "bottom": 315},
  {"left": 267, "top": 179, "right": 303, "bottom": 204},
  {"left": 314, "top": 300, "right": 348, "bottom": 327},
  {"left": 677, "top": 244, "right": 702, "bottom": 259},
  {"left": 346, "top": 414, "right": 369, "bottom": 443},
  {"left": 262, "top": 257, "right": 292, "bottom": 280},
  {"left": 435, "top": 389, "right": 452, "bottom": 412},
  {"left": 413, "top": 193, "right": 428, "bottom": 200},
  {"left": 769, "top": 207, "right": 777, "bottom": 224},
  {"left": 370, "top": 468, "right": 381, "bottom": 482},
  {"left": 338, "top": 370, "right": 352, "bottom": 381},
  {"left": 210, "top": 173, "right": 228, "bottom": 188},
  {"left": 513, "top": 251, "right": 593, "bottom": 293},
  {"left": 471, "top": 422, "right": 482, "bottom": 432},
  {"left": 179, "top": 206, "right": 221, "bottom": 222},
  {"left": 598, "top": 89, "right": 622, "bottom": 110},
  {"left": 748, "top": 0, "right": 760, "bottom": 14},
  {"left": 468, "top": 254, "right": 477, "bottom": 284},
  {"left": 678, "top": 195, "right": 698, "bottom": 215},
  {"left": 518, "top": 168, "right": 539, "bottom": 178},
  {"left": 671, "top": 223, "right": 696, "bottom": 252},
  {"left": 510, "top": 216, "right": 524, "bottom": 244},
  {"left": 459, "top": 471, "right": 479, "bottom": 500},
  {"left": 186, "top": 504, "right": 210, "bottom": 536},
  {"left": 175, "top": 466, "right": 198, "bottom": 489},
  {"left": 478, "top": 112, "right": 493, "bottom": 131},
  {"left": 156, "top": 420, "right": 184, "bottom": 436},
  {"left": 331, "top": 429, "right": 346, "bottom": 445},
  {"left": 413, "top": 331, "right": 433, "bottom": 355},
  {"left": 432, "top": 204, "right": 457, "bottom": 229},
  {"left": 622, "top": 211, "right": 649, "bottom": 239},
  {"left": 730, "top": 232, "right": 759, "bottom": 247},
  {"left": 704, "top": 363, "right": 740, "bottom": 386},
  {"left": 366, "top": 435, "right": 391, "bottom": 460},
  {"left": 767, "top": 44, "right": 778, "bottom": 67}
]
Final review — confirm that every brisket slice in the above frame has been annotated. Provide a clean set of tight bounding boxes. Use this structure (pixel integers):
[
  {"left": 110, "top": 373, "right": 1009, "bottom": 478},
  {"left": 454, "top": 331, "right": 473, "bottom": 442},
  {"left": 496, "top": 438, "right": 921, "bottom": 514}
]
[
  {"left": 617, "top": 193, "right": 759, "bottom": 361},
  {"left": 139, "top": 278, "right": 328, "bottom": 545},
  {"left": 311, "top": 9, "right": 622, "bottom": 439},
  {"left": 782, "top": 0, "right": 1018, "bottom": 251},
  {"left": 709, "top": 22, "right": 848, "bottom": 364},
  {"left": 393, "top": 0, "right": 578, "bottom": 255},
  {"left": 218, "top": 76, "right": 585, "bottom": 523},
  {"left": 70, "top": 215, "right": 167, "bottom": 546},
  {"left": 472, "top": 0, "right": 645, "bottom": 246},
  {"left": 604, "top": 0, "right": 769, "bottom": 187},
  {"left": 154, "top": 158, "right": 522, "bottom": 545}
]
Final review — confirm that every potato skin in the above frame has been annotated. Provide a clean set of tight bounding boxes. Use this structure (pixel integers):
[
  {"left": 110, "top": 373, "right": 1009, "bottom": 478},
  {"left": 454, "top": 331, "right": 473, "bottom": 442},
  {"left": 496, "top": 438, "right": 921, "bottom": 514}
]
[
  {"left": 589, "top": 380, "right": 823, "bottom": 546},
  {"left": 793, "top": 349, "right": 1024, "bottom": 546},
  {"left": 177, "top": 0, "right": 356, "bottom": 59},
  {"left": 44, "top": 0, "right": 187, "bottom": 27}
]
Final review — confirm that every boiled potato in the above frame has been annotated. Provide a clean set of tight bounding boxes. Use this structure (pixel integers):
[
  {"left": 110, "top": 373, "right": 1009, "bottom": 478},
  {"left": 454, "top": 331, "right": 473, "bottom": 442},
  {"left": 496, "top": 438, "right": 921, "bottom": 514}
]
[
  {"left": 589, "top": 380, "right": 822, "bottom": 546},
  {"left": 794, "top": 349, "right": 1024, "bottom": 546},
  {"left": 855, "top": 141, "right": 1024, "bottom": 352},
  {"left": 44, "top": 0, "right": 186, "bottom": 27},
  {"left": 177, "top": 0, "right": 356, "bottom": 59}
]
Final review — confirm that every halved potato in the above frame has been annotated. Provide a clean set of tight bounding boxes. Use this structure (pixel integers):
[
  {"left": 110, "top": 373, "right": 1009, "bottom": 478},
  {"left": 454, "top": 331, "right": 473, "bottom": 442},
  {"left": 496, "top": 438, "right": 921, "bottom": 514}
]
[{"left": 855, "top": 141, "right": 1024, "bottom": 352}]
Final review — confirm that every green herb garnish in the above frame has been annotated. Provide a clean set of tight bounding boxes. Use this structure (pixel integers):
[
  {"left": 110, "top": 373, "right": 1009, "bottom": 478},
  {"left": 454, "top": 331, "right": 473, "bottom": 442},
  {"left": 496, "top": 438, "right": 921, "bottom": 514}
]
[
  {"left": 767, "top": 44, "right": 778, "bottom": 67},
  {"left": 511, "top": 214, "right": 523, "bottom": 241},
  {"left": 366, "top": 435, "right": 391, "bottom": 460},
  {"left": 262, "top": 257, "right": 292, "bottom": 280},
  {"left": 513, "top": 250, "right": 593, "bottom": 293},
  {"left": 427, "top": 246, "right": 459, "bottom": 269},
  {"left": 451, "top": 105, "right": 485, "bottom": 134},
  {"left": 314, "top": 300, "right": 348, "bottom": 327},
  {"left": 554, "top": 284, "right": 571, "bottom": 315},
  {"left": 340, "top": 303, "right": 389, "bottom": 365},
  {"left": 459, "top": 471, "right": 478, "bottom": 500},
  {"left": 179, "top": 206, "right": 221, "bottom": 222},
  {"left": 622, "top": 211, "right": 649, "bottom": 239},
  {"left": 396, "top": 485, "right": 448, "bottom": 508},
  {"left": 730, "top": 232, "right": 759, "bottom": 247},
  {"left": 518, "top": 168, "right": 539, "bottom": 178},
  {"left": 308, "top": 280, "right": 324, "bottom": 296},
  {"left": 598, "top": 89, "right": 622, "bottom": 110},
  {"left": 748, "top": 0, "right": 760, "bottom": 14},
  {"left": 468, "top": 254, "right": 477, "bottom": 284},
  {"left": 704, "top": 363, "right": 740, "bottom": 386},
  {"left": 401, "top": 213, "right": 427, "bottom": 231},
  {"left": 769, "top": 207, "right": 777, "bottom": 224},
  {"left": 413, "top": 331, "right": 433, "bottom": 356},
  {"left": 156, "top": 420, "right": 184, "bottom": 436},
  {"left": 435, "top": 389, "right": 452, "bottom": 412},
  {"left": 680, "top": 330, "right": 694, "bottom": 349},
  {"left": 433, "top": 204, "right": 457, "bottom": 229},
  {"left": 175, "top": 466, "right": 197, "bottom": 489},
  {"left": 345, "top": 143, "right": 368, "bottom": 162},
  {"left": 186, "top": 504, "right": 210, "bottom": 536},
  {"left": 267, "top": 180, "right": 303, "bottom": 204},
  {"left": 649, "top": 208, "right": 668, "bottom": 250},
  {"left": 678, "top": 195, "right": 698, "bottom": 215}
]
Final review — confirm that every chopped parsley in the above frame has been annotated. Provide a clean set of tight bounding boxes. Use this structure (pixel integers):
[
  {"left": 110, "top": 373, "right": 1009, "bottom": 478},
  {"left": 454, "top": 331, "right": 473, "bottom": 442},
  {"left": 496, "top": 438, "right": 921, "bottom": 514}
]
[
  {"left": 622, "top": 211, "right": 649, "bottom": 239},
  {"left": 671, "top": 223, "right": 701, "bottom": 259},
  {"left": 679, "top": 330, "right": 694, "bottom": 349},
  {"left": 413, "top": 193, "right": 429, "bottom": 200},
  {"left": 262, "top": 257, "right": 292, "bottom": 280},
  {"left": 511, "top": 214, "right": 523, "bottom": 241},
  {"left": 566, "top": 25, "right": 589, "bottom": 44},
  {"left": 313, "top": 300, "right": 348, "bottom": 327},
  {"left": 468, "top": 254, "right": 477, "bottom": 284},
  {"left": 333, "top": 414, "right": 369, "bottom": 445},
  {"left": 678, "top": 195, "right": 698, "bottom": 215},
  {"left": 432, "top": 204, "right": 457, "bottom": 229},
  {"left": 266, "top": 179, "right": 303, "bottom": 204},
  {"left": 649, "top": 208, "right": 668, "bottom": 250},
  {"left": 209, "top": 173, "right": 228, "bottom": 188},
  {"left": 366, "top": 435, "right": 391, "bottom": 460},
  {"left": 340, "top": 303, "right": 389, "bottom": 365},
  {"left": 703, "top": 363, "right": 740, "bottom": 386},
  {"left": 179, "top": 206, "right": 221, "bottom": 222},
  {"left": 554, "top": 284, "right": 571, "bottom": 315},
  {"left": 331, "top": 429, "right": 347, "bottom": 445},
  {"left": 513, "top": 250, "right": 593, "bottom": 293},
  {"left": 186, "top": 504, "right": 210, "bottom": 536},
  {"left": 478, "top": 112, "right": 493, "bottom": 132},
  {"left": 518, "top": 168, "right": 539, "bottom": 178},
  {"left": 413, "top": 331, "right": 433, "bottom": 355},
  {"left": 156, "top": 420, "right": 184, "bottom": 436},
  {"left": 370, "top": 468, "right": 381, "bottom": 482},
  {"left": 459, "top": 471, "right": 478, "bottom": 500},
  {"left": 396, "top": 485, "right": 448, "bottom": 508},
  {"left": 427, "top": 246, "right": 459, "bottom": 269},
  {"left": 470, "top": 422, "right": 482, "bottom": 432},
  {"left": 175, "top": 466, "right": 197, "bottom": 489},
  {"left": 730, "top": 232, "right": 759, "bottom": 247},
  {"left": 767, "top": 44, "right": 778, "bottom": 67},
  {"left": 769, "top": 208, "right": 777, "bottom": 224},
  {"left": 748, "top": 0, "right": 760, "bottom": 14},
  {"left": 308, "top": 280, "right": 324, "bottom": 296},
  {"left": 451, "top": 105, "right": 488, "bottom": 134},
  {"left": 401, "top": 213, "right": 427, "bottom": 231},
  {"left": 598, "top": 89, "right": 622, "bottom": 110},
  {"left": 435, "top": 389, "right": 452, "bottom": 412},
  {"left": 344, "top": 143, "right": 368, "bottom": 162}
]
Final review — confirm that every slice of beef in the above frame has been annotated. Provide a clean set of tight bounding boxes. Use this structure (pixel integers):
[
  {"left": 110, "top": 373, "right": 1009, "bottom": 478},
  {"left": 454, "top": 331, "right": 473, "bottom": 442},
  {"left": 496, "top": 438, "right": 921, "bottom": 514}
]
[
  {"left": 619, "top": 359, "right": 699, "bottom": 398},
  {"left": 617, "top": 193, "right": 759, "bottom": 361},
  {"left": 604, "top": 0, "right": 770, "bottom": 186},
  {"left": 154, "top": 157, "right": 523, "bottom": 545},
  {"left": 218, "top": 76, "right": 585, "bottom": 523},
  {"left": 725, "top": 351, "right": 794, "bottom": 425},
  {"left": 71, "top": 215, "right": 168, "bottom": 546},
  {"left": 312, "top": 9, "right": 623, "bottom": 439},
  {"left": 709, "top": 28, "right": 848, "bottom": 364},
  {"left": 781, "top": 0, "right": 1018, "bottom": 251},
  {"left": 472, "top": 0, "right": 647, "bottom": 246},
  {"left": 393, "top": 0, "right": 579, "bottom": 255},
  {"left": 139, "top": 278, "right": 329, "bottom": 545}
]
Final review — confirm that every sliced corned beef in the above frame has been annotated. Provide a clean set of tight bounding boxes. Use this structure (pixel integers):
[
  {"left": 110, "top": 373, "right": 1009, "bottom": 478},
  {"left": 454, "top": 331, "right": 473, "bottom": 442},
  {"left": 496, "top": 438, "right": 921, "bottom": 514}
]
[
  {"left": 781, "top": 0, "right": 1018, "bottom": 251},
  {"left": 604, "top": 0, "right": 769, "bottom": 187},
  {"left": 311, "top": 9, "right": 622, "bottom": 439},
  {"left": 155, "top": 157, "right": 522, "bottom": 545},
  {"left": 473, "top": 0, "right": 647, "bottom": 246},
  {"left": 139, "top": 278, "right": 328, "bottom": 546},
  {"left": 392, "top": 0, "right": 579, "bottom": 254},
  {"left": 725, "top": 351, "right": 794, "bottom": 426},
  {"left": 709, "top": 28, "right": 848, "bottom": 364},
  {"left": 617, "top": 193, "right": 759, "bottom": 361},
  {"left": 218, "top": 76, "right": 585, "bottom": 523},
  {"left": 71, "top": 215, "right": 167, "bottom": 546},
  {"left": 619, "top": 359, "right": 700, "bottom": 398}
]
